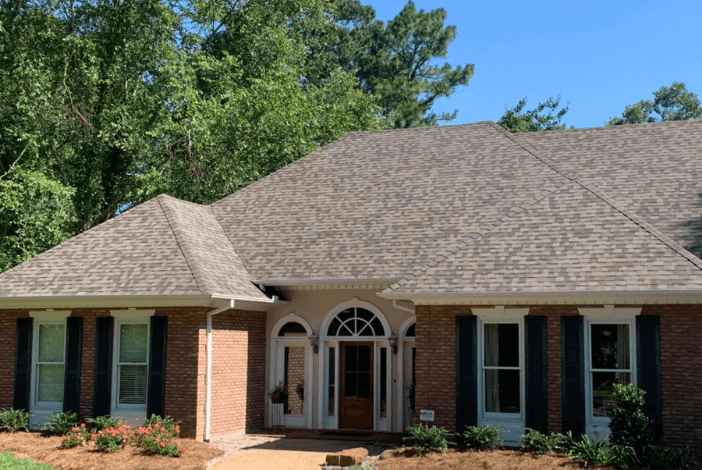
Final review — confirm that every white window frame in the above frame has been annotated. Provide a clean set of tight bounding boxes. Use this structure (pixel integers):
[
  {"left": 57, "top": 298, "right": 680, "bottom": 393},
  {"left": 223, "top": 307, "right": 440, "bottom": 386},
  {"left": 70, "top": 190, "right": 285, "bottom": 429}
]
[
  {"left": 29, "top": 310, "right": 71, "bottom": 428},
  {"left": 473, "top": 307, "right": 528, "bottom": 445},
  {"left": 111, "top": 309, "right": 153, "bottom": 424},
  {"left": 580, "top": 306, "right": 639, "bottom": 440}
]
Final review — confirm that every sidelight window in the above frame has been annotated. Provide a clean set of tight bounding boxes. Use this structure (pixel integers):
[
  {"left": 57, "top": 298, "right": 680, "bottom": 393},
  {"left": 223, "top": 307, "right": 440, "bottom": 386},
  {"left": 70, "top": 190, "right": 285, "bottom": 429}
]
[
  {"left": 588, "top": 323, "right": 634, "bottom": 418},
  {"left": 482, "top": 323, "right": 521, "bottom": 415}
]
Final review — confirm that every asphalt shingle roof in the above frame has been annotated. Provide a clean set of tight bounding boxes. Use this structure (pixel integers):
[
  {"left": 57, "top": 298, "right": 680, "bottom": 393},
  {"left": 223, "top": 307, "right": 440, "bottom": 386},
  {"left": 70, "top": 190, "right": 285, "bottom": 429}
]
[{"left": 2, "top": 120, "right": 702, "bottom": 298}]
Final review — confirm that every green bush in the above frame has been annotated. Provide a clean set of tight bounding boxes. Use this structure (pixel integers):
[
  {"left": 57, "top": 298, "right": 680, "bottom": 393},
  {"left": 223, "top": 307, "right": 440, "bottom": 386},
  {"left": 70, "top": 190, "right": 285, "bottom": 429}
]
[
  {"left": 42, "top": 411, "right": 79, "bottom": 436},
  {"left": 60, "top": 424, "right": 90, "bottom": 449},
  {"left": 462, "top": 425, "right": 504, "bottom": 450},
  {"left": 609, "top": 383, "right": 652, "bottom": 454},
  {"left": 142, "top": 414, "right": 179, "bottom": 438},
  {"left": 94, "top": 423, "right": 132, "bottom": 453},
  {"left": 0, "top": 408, "right": 30, "bottom": 432},
  {"left": 86, "top": 416, "right": 120, "bottom": 431},
  {"left": 519, "top": 429, "right": 567, "bottom": 454},
  {"left": 642, "top": 446, "right": 693, "bottom": 470},
  {"left": 568, "top": 434, "right": 632, "bottom": 469},
  {"left": 403, "top": 424, "right": 450, "bottom": 455}
]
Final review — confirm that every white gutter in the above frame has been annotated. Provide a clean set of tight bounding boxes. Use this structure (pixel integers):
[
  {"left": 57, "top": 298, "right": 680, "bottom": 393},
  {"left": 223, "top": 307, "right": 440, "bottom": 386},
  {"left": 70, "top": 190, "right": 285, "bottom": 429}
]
[{"left": 204, "top": 299, "right": 234, "bottom": 442}]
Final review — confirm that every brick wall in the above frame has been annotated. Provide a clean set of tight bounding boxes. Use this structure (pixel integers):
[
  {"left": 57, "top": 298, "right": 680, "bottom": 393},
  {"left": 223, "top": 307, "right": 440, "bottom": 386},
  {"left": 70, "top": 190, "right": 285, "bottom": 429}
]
[
  {"left": 0, "top": 306, "right": 267, "bottom": 440},
  {"left": 415, "top": 304, "right": 701, "bottom": 457},
  {"left": 202, "top": 310, "right": 267, "bottom": 437}
]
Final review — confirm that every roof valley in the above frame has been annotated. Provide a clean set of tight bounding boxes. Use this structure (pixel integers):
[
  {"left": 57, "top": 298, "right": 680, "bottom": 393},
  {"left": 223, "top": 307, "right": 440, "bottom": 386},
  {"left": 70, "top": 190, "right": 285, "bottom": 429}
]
[{"left": 488, "top": 122, "right": 702, "bottom": 273}]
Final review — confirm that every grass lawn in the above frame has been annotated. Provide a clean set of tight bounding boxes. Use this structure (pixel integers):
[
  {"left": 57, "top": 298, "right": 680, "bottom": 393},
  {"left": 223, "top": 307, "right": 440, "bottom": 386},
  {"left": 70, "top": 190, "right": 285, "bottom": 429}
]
[
  {"left": 0, "top": 433, "right": 222, "bottom": 470},
  {"left": 0, "top": 452, "right": 53, "bottom": 470},
  {"left": 370, "top": 447, "right": 593, "bottom": 470}
]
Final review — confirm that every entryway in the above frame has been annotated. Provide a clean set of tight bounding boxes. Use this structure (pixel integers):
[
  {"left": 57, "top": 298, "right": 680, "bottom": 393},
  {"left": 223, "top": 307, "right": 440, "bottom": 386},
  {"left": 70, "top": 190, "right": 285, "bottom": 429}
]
[{"left": 339, "top": 342, "right": 373, "bottom": 429}]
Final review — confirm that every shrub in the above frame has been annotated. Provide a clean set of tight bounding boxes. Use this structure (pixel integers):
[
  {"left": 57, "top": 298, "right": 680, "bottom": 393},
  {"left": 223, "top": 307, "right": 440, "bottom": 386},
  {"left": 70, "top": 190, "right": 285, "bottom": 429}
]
[
  {"left": 568, "top": 434, "right": 632, "bottom": 469},
  {"left": 403, "top": 424, "right": 450, "bottom": 455},
  {"left": 86, "top": 415, "right": 120, "bottom": 431},
  {"left": 61, "top": 424, "right": 90, "bottom": 449},
  {"left": 142, "top": 415, "right": 179, "bottom": 438},
  {"left": 643, "top": 446, "right": 693, "bottom": 470},
  {"left": 131, "top": 416, "right": 183, "bottom": 457},
  {"left": 609, "top": 383, "right": 652, "bottom": 454},
  {"left": 0, "top": 409, "right": 30, "bottom": 432},
  {"left": 94, "top": 422, "right": 132, "bottom": 453},
  {"left": 43, "top": 411, "right": 79, "bottom": 435},
  {"left": 462, "top": 425, "right": 504, "bottom": 450},
  {"left": 519, "top": 429, "right": 566, "bottom": 454}
]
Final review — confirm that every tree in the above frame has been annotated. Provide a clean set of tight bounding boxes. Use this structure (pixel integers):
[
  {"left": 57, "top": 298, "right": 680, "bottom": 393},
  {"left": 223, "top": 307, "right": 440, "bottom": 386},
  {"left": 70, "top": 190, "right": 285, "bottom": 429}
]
[
  {"left": 291, "top": 0, "right": 474, "bottom": 128},
  {"left": 497, "top": 95, "right": 570, "bottom": 133},
  {"left": 607, "top": 82, "right": 702, "bottom": 126}
]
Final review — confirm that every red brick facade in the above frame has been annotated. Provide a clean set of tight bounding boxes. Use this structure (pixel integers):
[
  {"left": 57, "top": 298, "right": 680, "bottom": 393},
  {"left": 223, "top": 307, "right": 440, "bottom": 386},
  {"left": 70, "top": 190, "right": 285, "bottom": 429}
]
[
  {"left": 0, "top": 307, "right": 266, "bottom": 439},
  {"left": 415, "top": 304, "right": 702, "bottom": 456}
]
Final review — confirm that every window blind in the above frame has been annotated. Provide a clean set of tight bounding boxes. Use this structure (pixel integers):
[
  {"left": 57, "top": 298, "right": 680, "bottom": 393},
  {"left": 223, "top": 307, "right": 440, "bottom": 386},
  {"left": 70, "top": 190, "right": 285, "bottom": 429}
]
[
  {"left": 119, "top": 365, "right": 148, "bottom": 405},
  {"left": 119, "top": 324, "right": 148, "bottom": 363},
  {"left": 38, "top": 324, "right": 65, "bottom": 363}
]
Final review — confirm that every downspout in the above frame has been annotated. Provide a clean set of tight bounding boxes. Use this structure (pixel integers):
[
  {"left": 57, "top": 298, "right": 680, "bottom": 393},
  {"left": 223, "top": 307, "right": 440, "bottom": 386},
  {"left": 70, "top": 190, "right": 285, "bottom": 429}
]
[{"left": 204, "top": 299, "right": 234, "bottom": 442}]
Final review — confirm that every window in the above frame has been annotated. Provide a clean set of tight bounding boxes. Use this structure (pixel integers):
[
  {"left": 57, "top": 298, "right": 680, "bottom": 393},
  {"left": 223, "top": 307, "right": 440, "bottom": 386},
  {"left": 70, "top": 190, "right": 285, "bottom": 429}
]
[
  {"left": 327, "top": 308, "right": 385, "bottom": 337},
  {"left": 35, "top": 323, "right": 67, "bottom": 404},
  {"left": 116, "top": 322, "right": 149, "bottom": 407},
  {"left": 284, "top": 346, "right": 305, "bottom": 415},
  {"left": 380, "top": 347, "right": 388, "bottom": 418},
  {"left": 328, "top": 347, "right": 335, "bottom": 416},
  {"left": 482, "top": 323, "right": 521, "bottom": 414},
  {"left": 278, "top": 322, "right": 307, "bottom": 337},
  {"left": 589, "top": 323, "right": 634, "bottom": 418}
]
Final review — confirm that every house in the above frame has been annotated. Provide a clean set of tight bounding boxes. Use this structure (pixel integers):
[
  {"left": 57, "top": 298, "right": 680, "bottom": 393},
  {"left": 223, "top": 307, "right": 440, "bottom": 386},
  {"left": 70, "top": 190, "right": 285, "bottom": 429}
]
[{"left": 0, "top": 120, "right": 701, "bottom": 455}]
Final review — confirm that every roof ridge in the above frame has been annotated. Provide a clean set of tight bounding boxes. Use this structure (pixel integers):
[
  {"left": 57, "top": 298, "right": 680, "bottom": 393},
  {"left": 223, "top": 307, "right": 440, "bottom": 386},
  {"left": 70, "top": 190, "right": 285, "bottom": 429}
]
[
  {"left": 489, "top": 122, "right": 702, "bottom": 272},
  {"left": 206, "top": 203, "right": 258, "bottom": 287},
  {"left": 156, "top": 195, "right": 210, "bottom": 295},
  {"left": 382, "top": 180, "right": 572, "bottom": 293}
]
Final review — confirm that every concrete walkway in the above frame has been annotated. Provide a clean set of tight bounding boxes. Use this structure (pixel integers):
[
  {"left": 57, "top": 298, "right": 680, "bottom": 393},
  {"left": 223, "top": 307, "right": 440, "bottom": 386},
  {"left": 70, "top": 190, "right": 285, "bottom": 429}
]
[{"left": 210, "top": 437, "right": 393, "bottom": 470}]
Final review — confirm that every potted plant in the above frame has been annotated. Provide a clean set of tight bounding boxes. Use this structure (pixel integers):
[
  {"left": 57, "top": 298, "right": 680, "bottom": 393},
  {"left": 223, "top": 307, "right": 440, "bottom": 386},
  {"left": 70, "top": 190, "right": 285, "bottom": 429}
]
[{"left": 269, "top": 381, "right": 288, "bottom": 404}]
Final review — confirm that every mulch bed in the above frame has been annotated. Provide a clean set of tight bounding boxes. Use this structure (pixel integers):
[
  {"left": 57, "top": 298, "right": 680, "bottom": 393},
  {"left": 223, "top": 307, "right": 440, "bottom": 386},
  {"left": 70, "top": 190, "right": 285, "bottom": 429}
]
[
  {"left": 370, "top": 447, "right": 598, "bottom": 470},
  {"left": 0, "top": 432, "right": 222, "bottom": 470}
]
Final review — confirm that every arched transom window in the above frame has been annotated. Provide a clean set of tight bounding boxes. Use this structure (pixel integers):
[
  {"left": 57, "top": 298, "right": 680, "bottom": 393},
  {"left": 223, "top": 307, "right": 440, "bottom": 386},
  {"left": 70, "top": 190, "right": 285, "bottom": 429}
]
[{"left": 327, "top": 307, "right": 386, "bottom": 337}]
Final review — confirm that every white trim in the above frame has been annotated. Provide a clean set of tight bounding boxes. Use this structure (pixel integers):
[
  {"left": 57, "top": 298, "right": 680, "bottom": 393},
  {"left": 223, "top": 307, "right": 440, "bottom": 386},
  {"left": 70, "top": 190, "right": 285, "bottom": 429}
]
[
  {"left": 110, "top": 308, "right": 155, "bottom": 319},
  {"left": 581, "top": 308, "right": 638, "bottom": 441},
  {"left": 29, "top": 309, "right": 71, "bottom": 320},
  {"left": 379, "top": 291, "right": 702, "bottom": 305},
  {"left": 396, "top": 316, "right": 416, "bottom": 432},
  {"left": 472, "top": 306, "right": 530, "bottom": 321},
  {"left": 578, "top": 306, "right": 641, "bottom": 319},
  {"left": 475, "top": 309, "right": 528, "bottom": 445},
  {"left": 393, "top": 301, "right": 415, "bottom": 314},
  {"left": 111, "top": 317, "right": 150, "bottom": 428},
  {"left": 29, "top": 317, "right": 68, "bottom": 428},
  {"left": 271, "top": 314, "right": 314, "bottom": 338}
]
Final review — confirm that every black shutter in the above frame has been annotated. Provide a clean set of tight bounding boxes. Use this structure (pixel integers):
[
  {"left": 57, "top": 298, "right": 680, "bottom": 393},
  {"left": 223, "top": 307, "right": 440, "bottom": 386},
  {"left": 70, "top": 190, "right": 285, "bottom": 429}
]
[
  {"left": 636, "top": 315, "right": 662, "bottom": 441},
  {"left": 525, "top": 315, "right": 548, "bottom": 433},
  {"left": 13, "top": 317, "right": 33, "bottom": 411},
  {"left": 147, "top": 316, "right": 168, "bottom": 419},
  {"left": 93, "top": 316, "right": 114, "bottom": 417},
  {"left": 561, "top": 315, "right": 585, "bottom": 436},
  {"left": 63, "top": 317, "right": 83, "bottom": 414},
  {"left": 456, "top": 315, "right": 478, "bottom": 432}
]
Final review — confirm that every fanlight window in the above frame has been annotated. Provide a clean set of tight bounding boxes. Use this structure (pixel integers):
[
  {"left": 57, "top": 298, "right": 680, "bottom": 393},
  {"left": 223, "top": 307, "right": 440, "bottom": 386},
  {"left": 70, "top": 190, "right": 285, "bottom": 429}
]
[
  {"left": 327, "top": 308, "right": 385, "bottom": 337},
  {"left": 405, "top": 324, "right": 415, "bottom": 338},
  {"left": 278, "top": 321, "right": 307, "bottom": 337}
]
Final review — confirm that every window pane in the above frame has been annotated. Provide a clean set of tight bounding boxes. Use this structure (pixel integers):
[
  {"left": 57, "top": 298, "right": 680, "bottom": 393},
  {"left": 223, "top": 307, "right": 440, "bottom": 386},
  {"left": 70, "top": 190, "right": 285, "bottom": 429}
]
[
  {"left": 278, "top": 322, "right": 307, "bottom": 337},
  {"left": 591, "top": 324, "right": 630, "bottom": 370},
  {"left": 328, "top": 318, "right": 342, "bottom": 336},
  {"left": 38, "top": 364, "right": 64, "bottom": 402},
  {"left": 345, "top": 373, "right": 357, "bottom": 397},
  {"left": 284, "top": 346, "right": 305, "bottom": 415},
  {"left": 356, "top": 308, "right": 374, "bottom": 322},
  {"left": 38, "top": 324, "right": 65, "bottom": 363},
  {"left": 119, "top": 365, "right": 148, "bottom": 404},
  {"left": 484, "top": 369, "right": 520, "bottom": 413},
  {"left": 358, "top": 346, "right": 371, "bottom": 372},
  {"left": 406, "top": 324, "right": 416, "bottom": 337},
  {"left": 119, "top": 324, "right": 148, "bottom": 363},
  {"left": 484, "top": 324, "right": 519, "bottom": 367},
  {"left": 592, "top": 372, "right": 632, "bottom": 417},
  {"left": 328, "top": 348, "right": 335, "bottom": 416},
  {"left": 358, "top": 372, "right": 371, "bottom": 399}
]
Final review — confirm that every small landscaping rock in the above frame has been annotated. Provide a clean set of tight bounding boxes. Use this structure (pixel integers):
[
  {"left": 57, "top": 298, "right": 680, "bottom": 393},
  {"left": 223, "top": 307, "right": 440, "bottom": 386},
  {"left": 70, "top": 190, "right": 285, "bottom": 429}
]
[{"left": 325, "top": 447, "right": 368, "bottom": 467}]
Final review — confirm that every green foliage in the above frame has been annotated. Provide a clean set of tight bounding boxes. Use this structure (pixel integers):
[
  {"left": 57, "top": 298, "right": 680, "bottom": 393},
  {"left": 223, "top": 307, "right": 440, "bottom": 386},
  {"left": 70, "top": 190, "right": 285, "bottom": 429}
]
[
  {"left": 567, "top": 435, "right": 632, "bottom": 469},
  {"left": 85, "top": 416, "right": 120, "bottom": 432},
  {"left": 403, "top": 424, "right": 450, "bottom": 455},
  {"left": 60, "top": 424, "right": 90, "bottom": 449},
  {"left": 642, "top": 446, "right": 693, "bottom": 470},
  {"left": 609, "top": 383, "right": 652, "bottom": 453},
  {"left": 0, "top": 452, "right": 54, "bottom": 469},
  {"left": 142, "top": 415, "right": 179, "bottom": 438},
  {"left": 462, "top": 425, "right": 504, "bottom": 450},
  {"left": 0, "top": 409, "right": 30, "bottom": 433},
  {"left": 607, "top": 82, "right": 702, "bottom": 125},
  {"left": 519, "top": 429, "right": 567, "bottom": 454},
  {"left": 498, "top": 95, "right": 570, "bottom": 133},
  {"left": 42, "top": 411, "right": 79, "bottom": 436}
]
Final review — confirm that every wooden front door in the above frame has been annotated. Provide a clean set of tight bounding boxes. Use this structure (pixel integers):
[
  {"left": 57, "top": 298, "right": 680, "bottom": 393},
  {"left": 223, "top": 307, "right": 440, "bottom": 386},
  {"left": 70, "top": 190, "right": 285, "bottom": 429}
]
[{"left": 340, "top": 342, "right": 374, "bottom": 429}]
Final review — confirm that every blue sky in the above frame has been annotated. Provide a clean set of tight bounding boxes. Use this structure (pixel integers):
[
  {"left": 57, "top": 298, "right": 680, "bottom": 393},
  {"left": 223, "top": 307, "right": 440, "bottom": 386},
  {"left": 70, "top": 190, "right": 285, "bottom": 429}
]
[{"left": 371, "top": 0, "right": 702, "bottom": 129}]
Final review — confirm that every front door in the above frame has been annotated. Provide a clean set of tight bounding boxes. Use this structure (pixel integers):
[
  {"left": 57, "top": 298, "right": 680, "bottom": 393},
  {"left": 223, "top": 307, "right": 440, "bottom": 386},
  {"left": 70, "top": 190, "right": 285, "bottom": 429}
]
[{"left": 340, "top": 342, "right": 373, "bottom": 429}]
